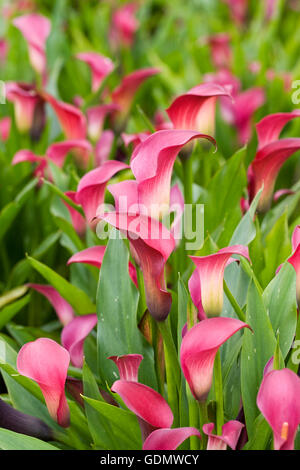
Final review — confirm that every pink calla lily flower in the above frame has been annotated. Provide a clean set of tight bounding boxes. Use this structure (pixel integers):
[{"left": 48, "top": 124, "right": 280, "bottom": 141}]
[
  {"left": 0, "top": 117, "right": 11, "bottom": 141},
  {"left": 63, "top": 191, "right": 87, "bottom": 236},
  {"left": 67, "top": 246, "right": 106, "bottom": 268},
  {"left": 87, "top": 104, "right": 120, "bottom": 142},
  {"left": 131, "top": 129, "right": 215, "bottom": 219},
  {"left": 67, "top": 245, "right": 138, "bottom": 287},
  {"left": 99, "top": 212, "right": 175, "bottom": 321},
  {"left": 222, "top": 0, "right": 249, "bottom": 25},
  {"left": 111, "top": 380, "right": 173, "bottom": 440},
  {"left": 188, "top": 270, "right": 206, "bottom": 322},
  {"left": 180, "top": 317, "right": 250, "bottom": 402},
  {"left": 46, "top": 140, "right": 92, "bottom": 168},
  {"left": 203, "top": 421, "right": 244, "bottom": 450},
  {"left": 110, "top": 2, "right": 139, "bottom": 48},
  {"left": 205, "top": 33, "right": 232, "bottom": 69},
  {"left": 166, "top": 83, "right": 231, "bottom": 136},
  {"left": 121, "top": 131, "right": 150, "bottom": 150},
  {"left": 231, "top": 88, "right": 265, "bottom": 144},
  {"left": 13, "top": 13, "right": 51, "bottom": 79},
  {"left": 6, "top": 82, "right": 40, "bottom": 133},
  {"left": 288, "top": 245, "right": 300, "bottom": 306},
  {"left": 76, "top": 160, "right": 129, "bottom": 223},
  {"left": 248, "top": 111, "right": 300, "bottom": 212},
  {"left": 42, "top": 92, "right": 87, "bottom": 141},
  {"left": 27, "top": 284, "right": 74, "bottom": 326},
  {"left": 0, "top": 38, "right": 8, "bottom": 63},
  {"left": 111, "top": 68, "right": 159, "bottom": 121},
  {"left": 108, "top": 354, "right": 143, "bottom": 382},
  {"left": 143, "top": 427, "right": 201, "bottom": 450},
  {"left": 257, "top": 368, "right": 300, "bottom": 450},
  {"left": 12, "top": 140, "right": 92, "bottom": 180},
  {"left": 76, "top": 52, "right": 114, "bottom": 92},
  {"left": 17, "top": 338, "right": 70, "bottom": 427},
  {"left": 61, "top": 314, "right": 97, "bottom": 368},
  {"left": 189, "top": 245, "right": 249, "bottom": 318},
  {"left": 95, "top": 130, "right": 115, "bottom": 166},
  {"left": 12, "top": 149, "right": 48, "bottom": 181},
  {"left": 273, "top": 189, "right": 295, "bottom": 202}
]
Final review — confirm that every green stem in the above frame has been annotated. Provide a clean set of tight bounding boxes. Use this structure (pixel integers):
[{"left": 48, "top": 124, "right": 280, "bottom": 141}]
[
  {"left": 214, "top": 350, "right": 224, "bottom": 435},
  {"left": 223, "top": 280, "right": 246, "bottom": 322},
  {"left": 198, "top": 401, "right": 209, "bottom": 449},
  {"left": 157, "top": 319, "right": 181, "bottom": 426},
  {"left": 187, "top": 384, "right": 200, "bottom": 450}
]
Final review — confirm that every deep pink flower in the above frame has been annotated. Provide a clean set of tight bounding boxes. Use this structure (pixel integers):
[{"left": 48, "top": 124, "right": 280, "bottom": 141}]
[
  {"left": 121, "top": 131, "right": 150, "bottom": 150},
  {"left": 6, "top": 82, "right": 40, "bottom": 133},
  {"left": 248, "top": 111, "right": 300, "bottom": 212},
  {"left": 63, "top": 191, "right": 86, "bottom": 236},
  {"left": 76, "top": 52, "right": 114, "bottom": 92},
  {"left": 61, "top": 314, "right": 97, "bottom": 368},
  {"left": 76, "top": 160, "right": 129, "bottom": 223},
  {"left": 273, "top": 189, "right": 295, "bottom": 202},
  {"left": 42, "top": 92, "right": 87, "bottom": 141},
  {"left": 13, "top": 14, "right": 51, "bottom": 79},
  {"left": 17, "top": 338, "right": 70, "bottom": 427},
  {"left": 231, "top": 88, "right": 265, "bottom": 144},
  {"left": 87, "top": 104, "right": 119, "bottom": 142},
  {"left": 0, "top": 39, "right": 8, "bottom": 63},
  {"left": 12, "top": 149, "right": 48, "bottom": 181},
  {"left": 111, "top": 68, "right": 159, "bottom": 120},
  {"left": 67, "top": 245, "right": 138, "bottom": 287},
  {"left": 99, "top": 212, "right": 175, "bottom": 321},
  {"left": 206, "top": 33, "right": 232, "bottom": 69},
  {"left": 143, "top": 427, "right": 201, "bottom": 450},
  {"left": 111, "top": 380, "right": 173, "bottom": 439},
  {"left": 222, "top": 0, "right": 249, "bottom": 25},
  {"left": 180, "top": 317, "right": 250, "bottom": 402},
  {"left": 203, "top": 421, "right": 244, "bottom": 450},
  {"left": 110, "top": 2, "right": 139, "bottom": 48},
  {"left": 46, "top": 139, "right": 92, "bottom": 168},
  {"left": 0, "top": 117, "right": 11, "bottom": 141},
  {"left": 27, "top": 284, "right": 74, "bottom": 326},
  {"left": 166, "top": 83, "right": 231, "bottom": 136},
  {"left": 257, "top": 369, "right": 300, "bottom": 450},
  {"left": 189, "top": 245, "right": 249, "bottom": 318},
  {"left": 130, "top": 129, "right": 215, "bottom": 219},
  {"left": 95, "top": 130, "right": 115, "bottom": 166},
  {"left": 108, "top": 354, "right": 143, "bottom": 382}
]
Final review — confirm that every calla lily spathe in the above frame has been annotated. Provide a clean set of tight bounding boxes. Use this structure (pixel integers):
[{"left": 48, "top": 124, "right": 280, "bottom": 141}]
[
  {"left": 13, "top": 13, "right": 51, "bottom": 79},
  {"left": 76, "top": 52, "right": 114, "bottom": 93},
  {"left": 203, "top": 420, "right": 244, "bottom": 450},
  {"left": 180, "top": 317, "right": 250, "bottom": 402},
  {"left": 61, "top": 314, "right": 97, "bottom": 368},
  {"left": 257, "top": 368, "right": 300, "bottom": 450},
  {"left": 248, "top": 111, "right": 300, "bottom": 212},
  {"left": 27, "top": 284, "right": 74, "bottom": 326},
  {"left": 17, "top": 338, "right": 70, "bottom": 427},
  {"left": 189, "top": 245, "right": 249, "bottom": 318}
]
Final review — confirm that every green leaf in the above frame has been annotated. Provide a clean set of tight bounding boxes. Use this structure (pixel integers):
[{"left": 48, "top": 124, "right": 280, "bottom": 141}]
[
  {"left": 230, "top": 188, "right": 263, "bottom": 246},
  {"left": 242, "top": 413, "right": 272, "bottom": 450},
  {"left": 260, "top": 212, "right": 291, "bottom": 287},
  {"left": 0, "top": 179, "right": 38, "bottom": 243},
  {"left": 203, "top": 147, "right": 246, "bottom": 235},
  {"left": 0, "top": 294, "right": 31, "bottom": 330},
  {"left": 241, "top": 281, "right": 277, "bottom": 438},
  {"left": 82, "top": 396, "right": 142, "bottom": 450},
  {"left": 263, "top": 262, "right": 297, "bottom": 358},
  {"left": 27, "top": 256, "right": 96, "bottom": 315},
  {"left": 0, "top": 285, "right": 28, "bottom": 310},
  {"left": 96, "top": 231, "right": 156, "bottom": 388},
  {"left": 83, "top": 362, "right": 116, "bottom": 450},
  {"left": 0, "top": 428, "right": 59, "bottom": 450}
]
